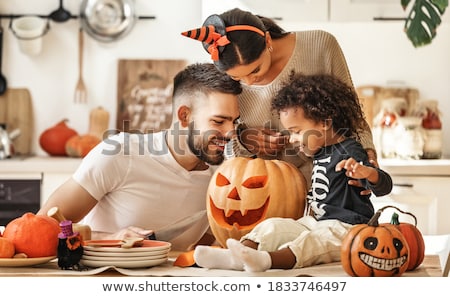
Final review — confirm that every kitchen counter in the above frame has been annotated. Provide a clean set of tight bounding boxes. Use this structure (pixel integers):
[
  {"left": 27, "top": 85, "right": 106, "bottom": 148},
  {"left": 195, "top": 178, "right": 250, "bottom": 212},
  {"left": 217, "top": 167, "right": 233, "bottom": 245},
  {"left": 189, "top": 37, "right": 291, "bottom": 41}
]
[
  {"left": 0, "top": 253, "right": 443, "bottom": 277},
  {"left": 0, "top": 156, "right": 82, "bottom": 174},
  {"left": 379, "top": 158, "right": 450, "bottom": 176},
  {"left": 1, "top": 156, "right": 450, "bottom": 175}
]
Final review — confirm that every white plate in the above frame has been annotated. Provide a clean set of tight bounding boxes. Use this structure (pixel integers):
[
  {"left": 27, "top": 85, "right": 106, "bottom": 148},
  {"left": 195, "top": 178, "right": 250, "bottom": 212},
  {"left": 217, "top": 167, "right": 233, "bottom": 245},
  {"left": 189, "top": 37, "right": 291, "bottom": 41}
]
[
  {"left": 82, "top": 253, "right": 167, "bottom": 262},
  {"left": 0, "top": 256, "right": 56, "bottom": 267},
  {"left": 83, "top": 240, "right": 171, "bottom": 253},
  {"left": 83, "top": 249, "right": 168, "bottom": 257},
  {"left": 80, "top": 257, "right": 168, "bottom": 268}
]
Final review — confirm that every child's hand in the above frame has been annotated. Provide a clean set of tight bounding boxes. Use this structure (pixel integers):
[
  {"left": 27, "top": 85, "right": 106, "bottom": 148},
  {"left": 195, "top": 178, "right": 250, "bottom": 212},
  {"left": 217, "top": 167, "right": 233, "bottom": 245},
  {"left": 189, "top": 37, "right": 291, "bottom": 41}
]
[{"left": 335, "top": 157, "right": 372, "bottom": 179}]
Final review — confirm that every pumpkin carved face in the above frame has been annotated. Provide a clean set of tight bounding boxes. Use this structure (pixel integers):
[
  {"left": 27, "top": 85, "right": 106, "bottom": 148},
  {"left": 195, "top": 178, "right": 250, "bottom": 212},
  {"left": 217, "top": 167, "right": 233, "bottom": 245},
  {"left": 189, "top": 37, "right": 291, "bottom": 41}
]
[
  {"left": 206, "top": 157, "right": 307, "bottom": 247},
  {"left": 341, "top": 222, "right": 410, "bottom": 277}
]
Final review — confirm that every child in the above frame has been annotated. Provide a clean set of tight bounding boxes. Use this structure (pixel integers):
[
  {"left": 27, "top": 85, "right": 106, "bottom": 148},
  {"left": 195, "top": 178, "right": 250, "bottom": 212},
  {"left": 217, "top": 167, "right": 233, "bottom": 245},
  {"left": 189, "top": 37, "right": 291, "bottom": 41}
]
[{"left": 194, "top": 73, "right": 393, "bottom": 272}]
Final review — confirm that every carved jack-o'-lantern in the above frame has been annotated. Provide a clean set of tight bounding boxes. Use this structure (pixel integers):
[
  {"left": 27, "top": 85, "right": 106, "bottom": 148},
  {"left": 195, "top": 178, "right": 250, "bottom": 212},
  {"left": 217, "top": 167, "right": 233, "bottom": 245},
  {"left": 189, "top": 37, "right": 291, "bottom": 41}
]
[
  {"left": 341, "top": 209, "right": 410, "bottom": 277},
  {"left": 206, "top": 157, "right": 307, "bottom": 247}
]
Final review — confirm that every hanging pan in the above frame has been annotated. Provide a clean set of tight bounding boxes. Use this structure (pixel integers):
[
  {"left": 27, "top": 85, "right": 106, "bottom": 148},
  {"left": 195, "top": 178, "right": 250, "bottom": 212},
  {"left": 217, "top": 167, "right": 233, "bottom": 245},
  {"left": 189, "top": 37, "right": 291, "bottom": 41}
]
[{"left": 80, "top": 0, "right": 137, "bottom": 43}]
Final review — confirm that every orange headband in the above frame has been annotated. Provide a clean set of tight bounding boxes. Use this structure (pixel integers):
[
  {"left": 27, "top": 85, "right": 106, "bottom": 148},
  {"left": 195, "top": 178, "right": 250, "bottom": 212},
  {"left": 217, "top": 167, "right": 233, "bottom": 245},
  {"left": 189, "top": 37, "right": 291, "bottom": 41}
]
[
  {"left": 225, "top": 25, "right": 265, "bottom": 36},
  {"left": 181, "top": 25, "right": 265, "bottom": 61}
]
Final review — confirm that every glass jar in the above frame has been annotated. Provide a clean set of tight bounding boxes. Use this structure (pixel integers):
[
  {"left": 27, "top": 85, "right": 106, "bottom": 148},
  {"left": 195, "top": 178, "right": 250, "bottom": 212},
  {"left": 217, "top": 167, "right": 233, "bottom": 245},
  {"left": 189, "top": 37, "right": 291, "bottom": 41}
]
[
  {"left": 373, "top": 98, "right": 408, "bottom": 158},
  {"left": 415, "top": 100, "right": 442, "bottom": 159},
  {"left": 394, "top": 116, "right": 425, "bottom": 160}
]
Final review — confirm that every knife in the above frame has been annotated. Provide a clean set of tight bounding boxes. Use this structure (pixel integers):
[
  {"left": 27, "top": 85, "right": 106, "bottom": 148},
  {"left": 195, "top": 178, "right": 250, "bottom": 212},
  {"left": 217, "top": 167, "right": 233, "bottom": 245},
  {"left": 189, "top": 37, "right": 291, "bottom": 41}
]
[{"left": 146, "top": 210, "right": 207, "bottom": 241}]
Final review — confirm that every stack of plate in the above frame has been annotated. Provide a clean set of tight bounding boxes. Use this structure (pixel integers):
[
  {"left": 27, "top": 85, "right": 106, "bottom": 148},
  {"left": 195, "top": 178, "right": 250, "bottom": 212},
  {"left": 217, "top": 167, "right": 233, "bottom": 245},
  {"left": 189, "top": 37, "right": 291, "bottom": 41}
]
[{"left": 80, "top": 240, "right": 171, "bottom": 268}]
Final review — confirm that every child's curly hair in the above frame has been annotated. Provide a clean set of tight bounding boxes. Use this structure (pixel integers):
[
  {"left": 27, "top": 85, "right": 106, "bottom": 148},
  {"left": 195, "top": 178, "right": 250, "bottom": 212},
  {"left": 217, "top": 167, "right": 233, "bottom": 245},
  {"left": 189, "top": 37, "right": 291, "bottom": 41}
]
[{"left": 271, "top": 73, "right": 365, "bottom": 137}]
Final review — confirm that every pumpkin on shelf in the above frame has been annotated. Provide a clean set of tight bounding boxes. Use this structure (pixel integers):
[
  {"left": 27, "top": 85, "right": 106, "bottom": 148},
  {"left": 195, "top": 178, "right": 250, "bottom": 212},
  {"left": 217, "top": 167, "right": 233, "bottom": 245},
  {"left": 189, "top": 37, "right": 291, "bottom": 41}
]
[
  {"left": 341, "top": 207, "right": 410, "bottom": 277},
  {"left": 2, "top": 212, "right": 60, "bottom": 258},
  {"left": 65, "top": 134, "right": 101, "bottom": 158},
  {"left": 88, "top": 106, "right": 110, "bottom": 140},
  {"left": 0, "top": 237, "right": 15, "bottom": 258},
  {"left": 39, "top": 119, "right": 78, "bottom": 156},
  {"left": 206, "top": 157, "right": 307, "bottom": 247},
  {"left": 388, "top": 207, "right": 425, "bottom": 271}
]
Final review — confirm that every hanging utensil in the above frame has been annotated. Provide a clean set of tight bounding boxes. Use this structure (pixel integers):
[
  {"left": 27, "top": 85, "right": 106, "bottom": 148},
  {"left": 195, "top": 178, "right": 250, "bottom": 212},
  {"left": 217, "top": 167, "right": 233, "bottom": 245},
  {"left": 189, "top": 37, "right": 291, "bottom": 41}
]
[
  {"left": 80, "top": 0, "right": 137, "bottom": 43},
  {"left": 0, "top": 24, "right": 7, "bottom": 95},
  {"left": 74, "top": 27, "right": 87, "bottom": 103},
  {"left": 49, "top": 0, "right": 72, "bottom": 23}
]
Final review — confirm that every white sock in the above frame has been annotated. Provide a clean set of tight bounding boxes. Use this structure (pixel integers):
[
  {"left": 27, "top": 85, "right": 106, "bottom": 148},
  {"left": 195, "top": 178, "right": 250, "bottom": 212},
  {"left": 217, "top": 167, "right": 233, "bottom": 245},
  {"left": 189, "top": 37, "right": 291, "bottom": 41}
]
[
  {"left": 193, "top": 245, "right": 244, "bottom": 270},
  {"left": 226, "top": 238, "right": 272, "bottom": 272}
]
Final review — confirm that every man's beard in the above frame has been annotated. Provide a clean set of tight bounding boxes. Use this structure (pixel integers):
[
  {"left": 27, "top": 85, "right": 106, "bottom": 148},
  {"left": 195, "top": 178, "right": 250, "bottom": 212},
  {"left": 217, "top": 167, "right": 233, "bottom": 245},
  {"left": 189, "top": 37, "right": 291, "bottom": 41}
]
[{"left": 187, "top": 125, "right": 226, "bottom": 166}]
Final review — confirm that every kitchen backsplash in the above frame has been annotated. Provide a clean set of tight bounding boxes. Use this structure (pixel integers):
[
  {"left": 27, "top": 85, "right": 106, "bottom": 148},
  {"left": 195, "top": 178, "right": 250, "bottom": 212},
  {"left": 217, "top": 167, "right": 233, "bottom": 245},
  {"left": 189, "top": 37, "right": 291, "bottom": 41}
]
[{"left": 1, "top": 0, "right": 449, "bottom": 158}]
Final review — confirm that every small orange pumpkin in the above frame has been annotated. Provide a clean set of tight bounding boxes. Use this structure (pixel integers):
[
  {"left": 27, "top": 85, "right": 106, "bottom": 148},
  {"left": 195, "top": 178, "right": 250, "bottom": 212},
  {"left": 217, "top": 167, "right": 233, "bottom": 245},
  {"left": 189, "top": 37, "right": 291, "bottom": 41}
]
[
  {"left": 0, "top": 237, "right": 15, "bottom": 258},
  {"left": 206, "top": 157, "right": 307, "bottom": 247},
  {"left": 39, "top": 119, "right": 78, "bottom": 156},
  {"left": 341, "top": 209, "right": 410, "bottom": 277},
  {"left": 2, "top": 212, "right": 60, "bottom": 258},
  {"left": 389, "top": 208, "right": 425, "bottom": 271},
  {"left": 65, "top": 134, "right": 101, "bottom": 158}
]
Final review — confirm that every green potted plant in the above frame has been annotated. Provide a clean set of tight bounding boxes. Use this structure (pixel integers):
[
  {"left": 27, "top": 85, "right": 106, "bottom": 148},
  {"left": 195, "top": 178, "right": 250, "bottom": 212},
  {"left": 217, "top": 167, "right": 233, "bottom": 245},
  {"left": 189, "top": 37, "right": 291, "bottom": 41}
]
[{"left": 403, "top": 0, "right": 448, "bottom": 47}]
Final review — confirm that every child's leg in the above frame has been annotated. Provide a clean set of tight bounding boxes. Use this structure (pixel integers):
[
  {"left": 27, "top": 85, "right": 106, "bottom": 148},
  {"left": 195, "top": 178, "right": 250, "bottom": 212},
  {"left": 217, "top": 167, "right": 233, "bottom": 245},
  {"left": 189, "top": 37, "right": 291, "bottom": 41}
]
[
  {"left": 227, "top": 238, "right": 272, "bottom": 272},
  {"left": 287, "top": 219, "right": 353, "bottom": 268},
  {"left": 193, "top": 245, "right": 244, "bottom": 270},
  {"left": 227, "top": 238, "right": 297, "bottom": 272}
]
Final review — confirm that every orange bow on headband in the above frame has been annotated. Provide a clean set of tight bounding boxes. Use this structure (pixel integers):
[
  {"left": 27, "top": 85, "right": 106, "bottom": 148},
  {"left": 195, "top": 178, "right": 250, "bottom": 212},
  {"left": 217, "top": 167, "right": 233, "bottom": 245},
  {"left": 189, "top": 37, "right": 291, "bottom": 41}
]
[{"left": 181, "top": 25, "right": 265, "bottom": 61}]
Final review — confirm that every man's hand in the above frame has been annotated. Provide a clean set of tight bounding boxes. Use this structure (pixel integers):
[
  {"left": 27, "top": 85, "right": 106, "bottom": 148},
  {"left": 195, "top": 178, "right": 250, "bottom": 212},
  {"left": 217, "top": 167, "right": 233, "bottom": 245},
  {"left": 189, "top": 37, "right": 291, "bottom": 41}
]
[{"left": 91, "top": 226, "right": 153, "bottom": 240}]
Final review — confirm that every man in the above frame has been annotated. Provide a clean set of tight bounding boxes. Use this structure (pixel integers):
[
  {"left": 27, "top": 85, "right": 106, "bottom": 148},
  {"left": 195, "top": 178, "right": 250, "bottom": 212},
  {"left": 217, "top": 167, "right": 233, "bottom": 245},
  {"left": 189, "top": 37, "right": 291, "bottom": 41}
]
[{"left": 38, "top": 63, "right": 242, "bottom": 251}]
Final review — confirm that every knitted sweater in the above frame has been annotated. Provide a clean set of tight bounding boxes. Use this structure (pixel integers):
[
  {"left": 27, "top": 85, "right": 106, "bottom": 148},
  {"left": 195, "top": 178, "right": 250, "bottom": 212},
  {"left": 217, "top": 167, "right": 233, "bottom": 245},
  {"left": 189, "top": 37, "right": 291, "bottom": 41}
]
[{"left": 232, "top": 30, "right": 375, "bottom": 184}]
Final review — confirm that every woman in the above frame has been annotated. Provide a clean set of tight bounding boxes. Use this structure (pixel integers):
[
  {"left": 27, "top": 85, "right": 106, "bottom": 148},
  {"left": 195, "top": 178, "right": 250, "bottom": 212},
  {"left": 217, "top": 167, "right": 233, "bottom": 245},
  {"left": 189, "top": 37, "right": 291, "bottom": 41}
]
[{"left": 182, "top": 8, "right": 377, "bottom": 184}]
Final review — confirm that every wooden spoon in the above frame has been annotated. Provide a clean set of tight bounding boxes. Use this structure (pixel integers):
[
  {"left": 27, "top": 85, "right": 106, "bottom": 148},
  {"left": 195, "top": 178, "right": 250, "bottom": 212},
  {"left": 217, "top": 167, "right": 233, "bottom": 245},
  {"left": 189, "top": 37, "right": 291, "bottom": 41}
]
[
  {"left": 120, "top": 237, "right": 144, "bottom": 249},
  {"left": 83, "top": 238, "right": 144, "bottom": 248}
]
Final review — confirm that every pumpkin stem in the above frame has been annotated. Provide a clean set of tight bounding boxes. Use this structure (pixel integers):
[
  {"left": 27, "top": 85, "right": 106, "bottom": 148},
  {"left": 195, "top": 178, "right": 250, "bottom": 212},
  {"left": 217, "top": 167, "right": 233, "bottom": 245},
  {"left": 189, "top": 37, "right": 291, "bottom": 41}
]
[
  {"left": 367, "top": 210, "right": 381, "bottom": 226},
  {"left": 390, "top": 212, "right": 400, "bottom": 225},
  {"left": 378, "top": 205, "right": 418, "bottom": 226}
]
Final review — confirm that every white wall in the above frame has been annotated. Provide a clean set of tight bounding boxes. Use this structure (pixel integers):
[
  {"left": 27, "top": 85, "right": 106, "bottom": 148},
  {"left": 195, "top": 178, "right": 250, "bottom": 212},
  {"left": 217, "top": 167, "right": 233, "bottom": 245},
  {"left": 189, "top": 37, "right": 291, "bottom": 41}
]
[{"left": 2, "top": 0, "right": 450, "bottom": 157}]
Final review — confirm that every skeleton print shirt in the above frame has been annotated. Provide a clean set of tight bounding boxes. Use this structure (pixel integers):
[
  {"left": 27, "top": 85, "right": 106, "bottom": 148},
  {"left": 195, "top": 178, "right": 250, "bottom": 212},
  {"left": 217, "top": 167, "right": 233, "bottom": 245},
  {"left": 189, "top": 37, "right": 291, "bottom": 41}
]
[{"left": 306, "top": 138, "right": 393, "bottom": 225}]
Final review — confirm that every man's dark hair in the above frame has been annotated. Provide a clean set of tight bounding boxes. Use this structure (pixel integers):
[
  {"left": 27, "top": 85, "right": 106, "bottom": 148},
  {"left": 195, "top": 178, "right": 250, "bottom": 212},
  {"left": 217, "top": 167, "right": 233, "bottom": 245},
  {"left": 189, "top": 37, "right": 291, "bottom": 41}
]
[{"left": 173, "top": 63, "right": 242, "bottom": 99}]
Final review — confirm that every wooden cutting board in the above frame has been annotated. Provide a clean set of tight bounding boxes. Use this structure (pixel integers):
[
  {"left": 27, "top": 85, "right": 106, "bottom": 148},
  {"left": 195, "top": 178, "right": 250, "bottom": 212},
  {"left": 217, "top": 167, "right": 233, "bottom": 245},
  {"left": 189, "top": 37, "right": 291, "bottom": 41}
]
[{"left": 0, "top": 88, "right": 33, "bottom": 156}]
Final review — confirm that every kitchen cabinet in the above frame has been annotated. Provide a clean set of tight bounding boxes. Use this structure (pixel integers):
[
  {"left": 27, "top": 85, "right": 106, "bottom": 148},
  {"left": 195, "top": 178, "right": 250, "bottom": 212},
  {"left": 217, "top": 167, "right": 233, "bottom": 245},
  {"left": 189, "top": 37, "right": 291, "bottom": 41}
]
[
  {"left": 376, "top": 159, "right": 450, "bottom": 235},
  {"left": 0, "top": 157, "right": 81, "bottom": 207},
  {"left": 201, "top": 0, "right": 329, "bottom": 23},
  {"left": 330, "top": 0, "right": 450, "bottom": 22},
  {"left": 330, "top": 0, "right": 409, "bottom": 22}
]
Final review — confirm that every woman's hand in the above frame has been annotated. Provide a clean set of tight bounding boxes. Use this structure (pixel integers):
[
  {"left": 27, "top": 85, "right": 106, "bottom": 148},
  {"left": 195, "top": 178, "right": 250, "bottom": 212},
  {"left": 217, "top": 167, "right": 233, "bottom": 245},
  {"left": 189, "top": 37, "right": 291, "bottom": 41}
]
[{"left": 239, "top": 127, "right": 289, "bottom": 157}]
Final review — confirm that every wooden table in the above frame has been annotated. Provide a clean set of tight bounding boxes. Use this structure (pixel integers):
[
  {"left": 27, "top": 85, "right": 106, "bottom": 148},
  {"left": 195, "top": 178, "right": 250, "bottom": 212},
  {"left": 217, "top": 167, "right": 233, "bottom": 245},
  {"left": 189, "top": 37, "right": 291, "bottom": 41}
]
[{"left": 0, "top": 254, "right": 443, "bottom": 277}]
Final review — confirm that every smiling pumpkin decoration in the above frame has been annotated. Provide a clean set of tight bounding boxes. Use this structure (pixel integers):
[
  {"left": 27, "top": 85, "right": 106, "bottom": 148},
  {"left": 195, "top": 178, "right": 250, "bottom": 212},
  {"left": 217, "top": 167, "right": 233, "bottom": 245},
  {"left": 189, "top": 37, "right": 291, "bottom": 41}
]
[
  {"left": 206, "top": 157, "right": 307, "bottom": 247},
  {"left": 341, "top": 208, "right": 410, "bottom": 277}
]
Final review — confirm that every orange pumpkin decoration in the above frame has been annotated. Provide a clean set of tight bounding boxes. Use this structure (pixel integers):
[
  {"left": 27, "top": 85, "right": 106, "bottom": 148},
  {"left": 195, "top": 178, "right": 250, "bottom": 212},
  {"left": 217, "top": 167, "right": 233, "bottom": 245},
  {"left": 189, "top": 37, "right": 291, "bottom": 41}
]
[
  {"left": 389, "top": 208, "right": 425, "bottom": 271},
  {"left": 341, "top": 210, "right": 410, "bottom": 277},
  {"left": 206, "top": 157, "right": 307, "bottom": 247},
  {"left": 39, "top": 119, "right": 78, "bottom": 156},
  {"left": 0, "top": 237, "right": 15, "bottom": 258},
  {"left": 2, "top": 212, "right": 60, "bottom": 258},
  {"left": 65, "top": 134, "right": 101, "bottom": 158}
]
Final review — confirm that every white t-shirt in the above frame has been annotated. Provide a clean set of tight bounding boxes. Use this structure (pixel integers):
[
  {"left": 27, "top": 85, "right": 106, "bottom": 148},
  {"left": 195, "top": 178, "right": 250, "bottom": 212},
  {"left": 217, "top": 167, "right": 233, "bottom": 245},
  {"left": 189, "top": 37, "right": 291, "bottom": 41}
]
[{"left": 74, "top": 131, "right": 214, "bottom": 251}]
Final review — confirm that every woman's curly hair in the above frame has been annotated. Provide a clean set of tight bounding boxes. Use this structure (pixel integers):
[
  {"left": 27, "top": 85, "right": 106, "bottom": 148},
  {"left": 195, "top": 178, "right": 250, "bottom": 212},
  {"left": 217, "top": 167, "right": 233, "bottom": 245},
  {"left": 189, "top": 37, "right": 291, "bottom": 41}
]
[{"left": 271, "top": 73, "right": 366, "bottom": 137}]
